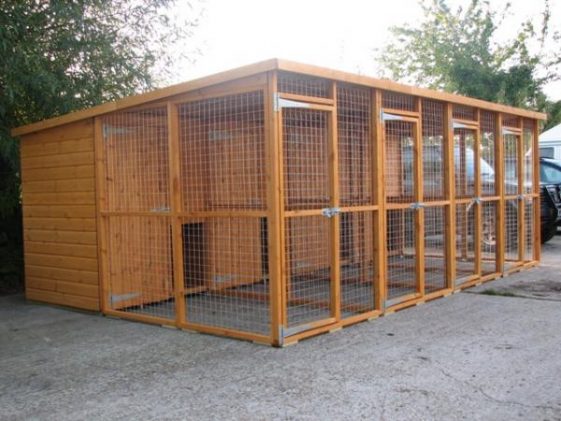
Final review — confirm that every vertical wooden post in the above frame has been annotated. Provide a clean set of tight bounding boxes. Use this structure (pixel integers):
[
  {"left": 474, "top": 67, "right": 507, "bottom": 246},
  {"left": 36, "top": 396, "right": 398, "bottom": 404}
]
[
  {"left": 474, "top": 110, "right": 482, "bottom": 276},
  {"left": 533, "top": 120, "right": 541, "bottom": 261},
  {"left": 266, "top": 71, "right": 284, "bottom": 345},
  {"left": 167, "top": 102, "right": 185, "bottom": 327},
  {"left": 94, "top": 117, "right": 110, "bottom": 312},
  {"left": 414, "top": 98, "right": 425, "bottom": 295},
  {"left": 372, "top": 89, "right": 386, "bottom": 310},
  {"left": 443, "top": 104, "right": 456, "bottom": 288},
  {"left": 328, "top": 81, "right": 341, "bottom": 321},
  {"left": 495, "top": 114, "right": 505, "bottom": 273}
]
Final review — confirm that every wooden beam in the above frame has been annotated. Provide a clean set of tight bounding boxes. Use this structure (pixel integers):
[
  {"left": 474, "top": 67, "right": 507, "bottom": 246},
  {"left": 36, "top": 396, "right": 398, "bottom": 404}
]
[
  {"left": 533, "top": 120, "right": 541, "bottom": 261},
  {"left": 443, "top": 104, "right": 456, "bottom": 289},
  {"left": 266, "top": 71, "right": 284, "bottom": 345},
  {"left": 328, "top": 81, "right": 341, "bottom": 321},
  {"left": 495, "top": 113, "right": 506, "bottom": 273},
  {"left": 372, "top": 89, "right": 386, "bottom": 311},
  {"left": 414, "top": 98, "right": 425, "bottom": 296},
  {"left": 473, "top": 109, "right": 482, "bottom": 276}
]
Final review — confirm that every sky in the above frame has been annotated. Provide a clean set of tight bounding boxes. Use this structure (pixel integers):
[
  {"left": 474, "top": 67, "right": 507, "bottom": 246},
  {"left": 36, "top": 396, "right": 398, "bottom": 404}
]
[{"left": 171, "top": 0, "right": 561, "bottom": 100}]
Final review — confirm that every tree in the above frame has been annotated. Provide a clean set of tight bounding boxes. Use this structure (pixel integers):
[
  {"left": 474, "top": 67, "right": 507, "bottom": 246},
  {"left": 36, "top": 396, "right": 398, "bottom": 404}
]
[
  {"left": 0, "top": 0, "right": 199, "bottom": 292},
  {"left": 378, "top": 0, "right": 561, "bottom": 125}
]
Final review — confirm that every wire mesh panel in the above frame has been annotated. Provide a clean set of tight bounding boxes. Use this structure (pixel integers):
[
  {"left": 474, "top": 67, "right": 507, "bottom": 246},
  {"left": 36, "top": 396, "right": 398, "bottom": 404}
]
[
  {"left": 102, "top": 107, "right": 169, "bottom": 212},
  {"left": 106, "top": 216, "right": 175, "bottom": 319},
  {"left": 283, "top": 108, "right": 329, "bottom": 210},
  {"left": 480, "top": 111, "right": 497, "bottom": 196},
  {"left": 278, "top": 72, "right": 330, "bottom": 98},
  {"left": 454, "top": 129, "right": 476, "bottom": 199},
  {"left": 524, "top": 200, "right": 535, "bottom": 262},
  {"left": 422, "top": 100, "right": 445, "bottom": 201},
  {"left": 340, "top": 211, "right": 375, "bottom": 316},
  {"left": 285, "top": 216, "right": 331, "bottom": 327},
  {"left": 481, "top": 201, "right": 498, "bottom": 275},
  {"left": 424, "top": 206, "right": 446, "bottom": 293},
  {"left": 386, "top": 209, "right": 417, "bottom": 301},
  {"left": 183, "top": 217, "right": 270, "bottom": 335},
  {"left": 385, "top": 121, "right": 415, "bottom": 203},
  {"left": 178, "top": 91, "right": 266, "bottom": 212},
  {"left": 382, "top": 91, "right": 416, "bottom": 111},
  {"left": 504, "top": 134, "right": 519, "bottom": 196},
  {"left": 503, "top": 114, "right": 520, "bottom": 129},
  {"left": 455, "top": 202, "right": 476, "bottom": 283},
  {"left": 504, "top": 199, "right": 520, "bottom": 270},
  {"left": 337, "top": 84, "right": 372, "bottom": 206},
  {"left": 452, "top": 105, "right": 477, "bottom": 121}
]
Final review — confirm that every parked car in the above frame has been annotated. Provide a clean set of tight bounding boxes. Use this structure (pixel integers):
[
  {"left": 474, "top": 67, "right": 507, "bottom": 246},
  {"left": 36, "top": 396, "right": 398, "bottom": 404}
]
[{"left": 540, "top": 157, "right": 561, "bottom": 243}]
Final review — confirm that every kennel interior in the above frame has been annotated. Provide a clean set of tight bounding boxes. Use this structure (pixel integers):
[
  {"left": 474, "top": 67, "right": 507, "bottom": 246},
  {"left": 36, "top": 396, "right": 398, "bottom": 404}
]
[{"left": 14, "top": 59, "right": 545, "bottom": 346}]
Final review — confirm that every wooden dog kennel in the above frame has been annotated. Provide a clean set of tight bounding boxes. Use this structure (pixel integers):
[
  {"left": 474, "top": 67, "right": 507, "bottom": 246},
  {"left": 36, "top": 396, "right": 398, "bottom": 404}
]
[{"left": 13, "top": 59, "right": 546, "bottom": 346}]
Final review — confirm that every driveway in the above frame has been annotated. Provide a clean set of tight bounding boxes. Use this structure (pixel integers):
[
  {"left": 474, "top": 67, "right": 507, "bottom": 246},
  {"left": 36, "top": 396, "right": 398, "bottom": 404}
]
[{"left": 2, "top": 237, "right": 561, "bottom": 420}]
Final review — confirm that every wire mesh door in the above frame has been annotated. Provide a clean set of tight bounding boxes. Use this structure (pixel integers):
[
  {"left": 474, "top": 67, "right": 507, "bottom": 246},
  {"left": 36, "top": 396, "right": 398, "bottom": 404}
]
[
  {"left": 282, "top": 106, "right": 337, "bottom": 334},
  {"left": 503, "top": 128, "right": 523, "bottom": 271},
  {"left": 384, "top": 117, "right": 422, "bottom": 306},
  {"left": 453, "top": 127, "right": 480, "bottom": 285}
]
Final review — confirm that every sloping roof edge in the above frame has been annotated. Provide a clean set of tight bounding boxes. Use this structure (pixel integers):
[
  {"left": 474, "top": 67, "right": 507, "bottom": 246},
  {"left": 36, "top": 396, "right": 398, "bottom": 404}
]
[{"left": 12, "top": 58, "right": 547, "bottom": 137}]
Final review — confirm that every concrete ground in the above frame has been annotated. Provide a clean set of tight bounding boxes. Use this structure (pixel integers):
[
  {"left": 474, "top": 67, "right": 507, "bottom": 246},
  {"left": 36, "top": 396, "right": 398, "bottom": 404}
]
[{"left": 2, "top": 238, "right": 561, "bottom": 420}]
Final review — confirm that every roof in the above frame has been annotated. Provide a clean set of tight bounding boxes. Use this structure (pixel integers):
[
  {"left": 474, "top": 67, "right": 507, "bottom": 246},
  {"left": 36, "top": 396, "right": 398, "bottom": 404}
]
[
  {"left": 540, "top": 123, "right": 561, "bottom": 142},
  {"left": 11, "top": 58, "right": 547, "bottom": 137}
]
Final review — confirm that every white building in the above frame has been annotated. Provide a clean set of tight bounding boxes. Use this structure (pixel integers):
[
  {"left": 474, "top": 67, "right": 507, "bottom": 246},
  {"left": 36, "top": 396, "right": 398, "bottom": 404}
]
[{"left": 540, "top": 123, "right": 561, "bottom": 159}]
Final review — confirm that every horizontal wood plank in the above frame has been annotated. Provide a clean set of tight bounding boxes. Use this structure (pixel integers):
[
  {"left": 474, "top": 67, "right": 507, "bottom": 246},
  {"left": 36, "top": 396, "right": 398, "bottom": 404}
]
[
  {"left": 26, "top": 253, "right": 99, "bottom": 272},
  {"left": 56, "top": 281, "right": 99, "bottom": 298},
  {"left": 25, "top": 264, "right": 98, "bottom": 285},
  {"left": 26, "top": 277, "right": 57, "bottom": 292},
  {"left": 22, "top": 151, "right": 95, "bottom": 170},
  {"left": 22, "top": 192, "right": 95, "bottom": 205},
  {"left": 23, "top": 217, "right": 96, "bottom": 232},
  {"left": 22, "top": 165, "right": 94, "bottom": 182},
  {"left": 23, "top": 205, "right": 96, "bottom": 218},
  {"left": 24, "top": 229, "right": 97, "bottom": 245},
  {"left": 26, "top": 241, "right": 97, "bottom": 258},
  {"left": 23, "top": 178, "right": 95, "bottom": 194},
  {"left": 26, "top": 288, "right": 99, "bottom": 311},
  {"left": 18, "top": 119, "right": 94, "bottom": 142},
  {"left": 21, "top": 137, "right": 93, "bottom": 158}
]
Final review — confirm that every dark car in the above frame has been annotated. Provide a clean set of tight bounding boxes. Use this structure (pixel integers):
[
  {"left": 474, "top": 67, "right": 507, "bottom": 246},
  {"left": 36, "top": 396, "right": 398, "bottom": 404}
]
[{"left": 540, "top": 157, "right": 561, "bottom": 242}]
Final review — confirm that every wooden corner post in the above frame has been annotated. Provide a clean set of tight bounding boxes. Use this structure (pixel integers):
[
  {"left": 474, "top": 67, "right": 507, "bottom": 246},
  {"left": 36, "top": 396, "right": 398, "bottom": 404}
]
[{"left": 443, "top": 103, "right": 456, "bottom": 288}]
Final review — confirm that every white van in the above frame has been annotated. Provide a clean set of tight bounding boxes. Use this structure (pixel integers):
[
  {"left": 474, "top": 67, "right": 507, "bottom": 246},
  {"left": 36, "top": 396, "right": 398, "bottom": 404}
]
[{"left": 539, "top": 123, "right": 561, "bottom": 159}]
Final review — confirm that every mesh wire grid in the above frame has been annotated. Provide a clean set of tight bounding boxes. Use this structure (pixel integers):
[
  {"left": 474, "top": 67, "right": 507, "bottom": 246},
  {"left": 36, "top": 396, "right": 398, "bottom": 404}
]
[
  {"left": 278, "top": 72, "right": 331, "bottom": 98},
  {"left": 424, "top": 206, "right": 447, "bottom": 293}
]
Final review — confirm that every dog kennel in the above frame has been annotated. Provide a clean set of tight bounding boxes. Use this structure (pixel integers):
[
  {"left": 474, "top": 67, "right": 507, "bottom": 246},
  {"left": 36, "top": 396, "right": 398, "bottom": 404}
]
[{"left": 14, "top": 59, "right": 545, "bottom": 346}]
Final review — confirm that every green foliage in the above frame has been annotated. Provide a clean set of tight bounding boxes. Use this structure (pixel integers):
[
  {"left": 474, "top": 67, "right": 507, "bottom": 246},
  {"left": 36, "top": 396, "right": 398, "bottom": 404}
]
[
  {"left": 0, "top": 0, "right": 198, "bottom": 293},
  {"left": 378, "top": 0, "right": 561, "bottom": 125}
]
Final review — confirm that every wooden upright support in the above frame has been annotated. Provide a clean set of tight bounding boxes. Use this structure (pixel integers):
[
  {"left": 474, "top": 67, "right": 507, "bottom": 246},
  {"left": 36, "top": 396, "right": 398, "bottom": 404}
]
[
  {"left": 443, "top": 104, "right": 456, "bottom": 288},
  {"left": 495, "top": 114, "right": 505, "bottom": 273}
]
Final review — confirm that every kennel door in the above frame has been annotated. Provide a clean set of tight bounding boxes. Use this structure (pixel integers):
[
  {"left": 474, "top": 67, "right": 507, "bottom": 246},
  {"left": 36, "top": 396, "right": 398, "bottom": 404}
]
[
  {"left": 281, "top": 104, "right": 339, "bottom": 334},
  {"left": 383, "top": 117, "right": 424, "bottom": 307}
]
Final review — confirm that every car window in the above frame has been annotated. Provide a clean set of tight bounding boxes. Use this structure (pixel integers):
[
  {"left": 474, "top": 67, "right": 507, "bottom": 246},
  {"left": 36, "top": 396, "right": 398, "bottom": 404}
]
[
  {"left": 540, "top": 147, "right": 555, "bottom": 158},
  {"left": 541, "top": 163, "right": 561, "bottom": 184}
]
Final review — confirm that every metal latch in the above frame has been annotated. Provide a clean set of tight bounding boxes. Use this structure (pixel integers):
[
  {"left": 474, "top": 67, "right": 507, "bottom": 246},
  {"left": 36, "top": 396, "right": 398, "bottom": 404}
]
[
  {"left": 322, "top": 207, "right": 341, "bottom": 218},
  {"left": 410, "top": 202, "right": 425, "bottom": 210},
  {"left": 472, "top": 197, "right": 482, "bottom": 205}
]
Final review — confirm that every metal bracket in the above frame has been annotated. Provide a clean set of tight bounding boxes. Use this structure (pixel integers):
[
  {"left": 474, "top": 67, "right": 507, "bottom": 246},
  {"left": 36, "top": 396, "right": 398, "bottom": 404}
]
[
  {"left": 102, "top": 124, "right": 133, "bottom": 139},
  {"left": 453, "top": 121, "right": 470, "bottom": 129},
  {"left": 110, "top": 292, "right": 141, "bottom": 304},
  {"left": 502, "top": 127, "right": 519, "bottom": 136},
  {"left": 321, "top": 207, "right": 341, "bottom": 218},
  {"left": 517, "top": 194, "right": 525, "bottom": 201},
  {"left": 381, "top": 111, "right": 405, "bottom": 121},
  {"left": 273, "top": 93, "right": 311, "bottom": 112},
  {"left": 151, "top": 206, "right": 170, "bottom": 213},
  {"left": 472, "top": 197, "right": 482, "bottom": 205},
  {"left": 410, "top": 202, "right": 425, "bottom": 210}
]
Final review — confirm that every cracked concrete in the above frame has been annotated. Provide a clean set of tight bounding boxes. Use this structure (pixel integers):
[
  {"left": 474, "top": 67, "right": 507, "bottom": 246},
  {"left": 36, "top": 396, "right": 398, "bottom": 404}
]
[{"left": 1, "top": 236, "right": 561, "bottom": 420}]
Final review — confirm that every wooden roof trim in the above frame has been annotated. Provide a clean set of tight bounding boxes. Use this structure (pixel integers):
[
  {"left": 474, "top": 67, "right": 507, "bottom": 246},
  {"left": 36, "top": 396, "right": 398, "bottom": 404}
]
[
  {"left": 276, "top": 59, "right": 547, "bottom": 120},
  {"left": 12, "top": 57, "right": 546, "bottom": 137},
  {"left": 11, "top": 59, "right": 279, "bottom": 136}
]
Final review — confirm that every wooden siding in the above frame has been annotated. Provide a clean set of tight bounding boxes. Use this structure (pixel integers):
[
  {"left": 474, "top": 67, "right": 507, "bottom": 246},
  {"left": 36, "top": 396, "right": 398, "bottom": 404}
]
[{"left": 20, "top": 119, "right": 99, "bottom": 311}]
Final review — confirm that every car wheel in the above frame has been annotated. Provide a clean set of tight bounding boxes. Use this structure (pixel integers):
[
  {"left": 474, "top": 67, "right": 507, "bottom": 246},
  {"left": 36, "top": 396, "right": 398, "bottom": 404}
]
[{"left": 541, "top": 223, "right": 557, "bottom": 244}]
